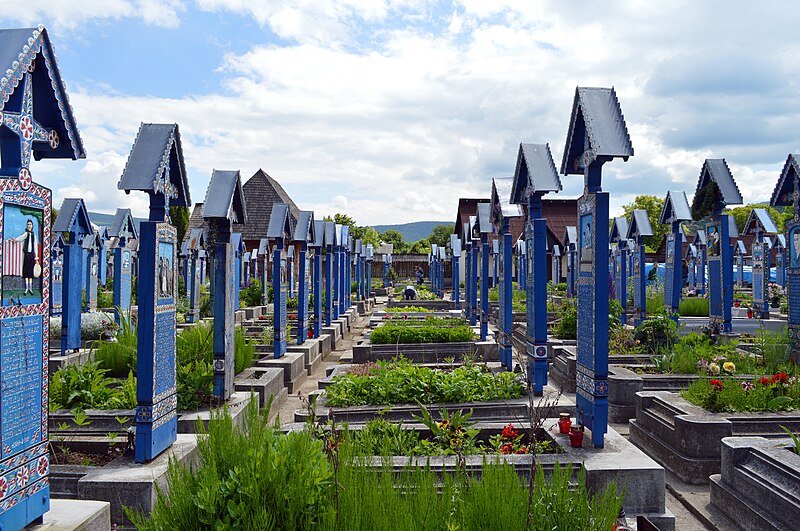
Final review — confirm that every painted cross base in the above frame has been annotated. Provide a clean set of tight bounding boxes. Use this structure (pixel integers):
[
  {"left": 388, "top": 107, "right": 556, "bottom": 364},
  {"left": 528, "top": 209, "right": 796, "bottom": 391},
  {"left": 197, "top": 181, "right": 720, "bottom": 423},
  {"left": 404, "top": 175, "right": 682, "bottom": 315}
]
[
  {"left": 787, "top": 220, "right": 800, "bottom": 363},
  {"left": 134, "top": 222, "right": 178, "bottom": 463},
  {"left": 527, "top": 343, "right": 548, "bottom": 396}
]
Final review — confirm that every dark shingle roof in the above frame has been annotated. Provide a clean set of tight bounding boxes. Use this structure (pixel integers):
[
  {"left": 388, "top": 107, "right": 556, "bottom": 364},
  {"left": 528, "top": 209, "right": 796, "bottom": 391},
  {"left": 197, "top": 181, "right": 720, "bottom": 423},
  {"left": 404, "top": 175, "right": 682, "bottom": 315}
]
[
  {"left": 54, "top": 198, "right": 92, "bottom": 235},
  {"left": 744, "top": 208, "right": 778, "bottom": 235},
  {"left": 695, "top": 159, "right": 742, "bottom": 208},
  {"left": 771, "top": 154, "right": 800, "bottom": 207},
  {"left": 0, "top": 26, "right": 85, "bottom": 160},
  {"left": 561, "top": 87, "right": 633, "bottom": 175},
  {"left": 511, "top": 143, "right": 561, "bottom": 204},
  {"left": 660, "top": 190, "right": 691, "bottom": 225},
  {"left": 109, "top": 208, "right": 137, "bottom": 240},
  {"left": 627, "top": 210, "right": 654, "bottom": 239},
  {"left": 266, "top": 203, "right": 292, "bottom": 240},
  {"left": 293, "top": 211, "right": 315, "bottom": 243},
  {"left": 202, "top": 169, "right": 246, "bottom": 222},
  {"left": 490, "top": 177, "right": 523, "bottom": 229},
  {"left": 610, "top": 216, "right": 629, "bottom": 244},
  {"left": 233, "top": 169, "right": 300, "bottom": 241},
  {"left": 118, "top": 123, "right": 190, "bottom": 207}
]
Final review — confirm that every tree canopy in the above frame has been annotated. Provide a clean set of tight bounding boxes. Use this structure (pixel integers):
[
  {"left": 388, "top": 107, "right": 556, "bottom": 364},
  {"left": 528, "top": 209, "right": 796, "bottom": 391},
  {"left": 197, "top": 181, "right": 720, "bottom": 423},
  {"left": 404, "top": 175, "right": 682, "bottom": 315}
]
[{"left": 724, "top": 204, "right": 784, "bottom": 234}]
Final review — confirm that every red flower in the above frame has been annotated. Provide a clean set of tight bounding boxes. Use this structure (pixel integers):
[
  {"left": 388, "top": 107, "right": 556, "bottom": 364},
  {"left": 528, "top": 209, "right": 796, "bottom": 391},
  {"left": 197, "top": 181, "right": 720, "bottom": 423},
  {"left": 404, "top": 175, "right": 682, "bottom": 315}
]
[
  {"left": 709, "top": 379, "right": 724, "bottom": 389},
  {"left": 759, "top": 377, "right": 772, "bottom": 386},
  {"left": 500, "top": 444, "right": 512, "bottom": 454},
  {"left": 514, "top": 447, "right": 529, "bottom": 454},
  {"left": 501, "top": 424, "right": 518, "bottom": 439},
  {"left": 773, "top": 372, "right": 788, "bottom": 384}
]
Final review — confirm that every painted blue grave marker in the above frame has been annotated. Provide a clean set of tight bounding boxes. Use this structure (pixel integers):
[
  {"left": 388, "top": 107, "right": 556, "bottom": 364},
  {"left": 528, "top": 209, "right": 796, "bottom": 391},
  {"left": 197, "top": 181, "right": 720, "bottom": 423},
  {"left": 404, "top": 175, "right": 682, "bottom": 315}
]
[
  {"left": 774, "top": 234, "right": 786, "bottom": 287},
  {"left": 695, "top": 229, "right": 707, "bottom": 295},
  {"left": 354, "top": 238, "right": 362, "bottom": 300},
  {"left": 97, "top": 227, "right": 109, "bottom": 288},
  {"left": 311, "top": 220, "right": 324, "bottom": 337},
  {"left": 627, "top": 210, "right": 653, "bottom": 326},
  {"left": 293, "top": 211, "right": 315, "bottom": 344},
  {"left": 287, "top": 245, "right": 295, "bottom": 301},
  {"left": 516, "top": 240, "right": 526, "bottom": 292},
  {"left": 82, "top": 230, "right": 100, "bottom": 311},
  {"left": 552, "top": 244, "right": 561, "bottom": 282},
  {"left": 185, "top": 228, "right": 204, "bottom": 323},
  {"left": 53, "top": 200, "right": 92, "bottom": 354},
  {"left": 511, "top": 142, "right": 562, "bottom": 394},
  {"left": 109, "top": 208, "right": 137, "bottom": 323},
  {"left": 660, "top": 190, "right": 691, "bottom": 317},
  {"left": 696, "top": 159, "right": 742, "bottom": 334},
  {"left": 561, "top": 86, "right": 633, "bottom": 448},
  {"left": 231, "top": 233, "right": 244, "bottom": 309},
  {"left": 450, "top": 234, "right": 461, "bottom": 306},
  {"left": 258, "top": 238, "right": 269, "bottom": 305},
  {"left": 366, "top": 244, "right": 374, "bottom": 299},
  {"left": 491, "top": 239, "right": 498, "bottom": 289},
  {"left": 770, "top": 153, "right": 800, "bottom": 360},
  {"left": 462, "top": 222, "right": 472, "bottom": 320},
  {"left": 609, "top": 217, "right": 629, "bottom": 324},
  {"left": 734, "top": 240, "right": 746, "bottom": 288},
  {"left": 491, "top": 177, "right": 521, "bottom": 371},
  {"left": 118, "top": 123, "right": 190, "bottom": 463},
  {"left": 267, "top": 203, "right": 292, "bottom": 357},
  {"left": 469, "top": 216, "right": 479, "bottom": 326},
  {"left": 745, "top": 208, "right": 778, "bottom": 318},
  {"left": 686, "top": 244, "right": 697, "bottom": 289},
  {"left": 50, "top": 234, "right": 64, "bottom": 316},
  {"left": 563, "top": 226, "right": 577, "bottom": 297},
  {"left": 0, "top": 30, "right": 84, "bottom": 521},
  {"left": 476, "top": 204, "right": 491, "bottom": 341},
  {"left": 201, "top": 169, "right": 246, "bottom": 401},
  {"left": 324, "top": 222, "right": 335, "bottom": 326}
]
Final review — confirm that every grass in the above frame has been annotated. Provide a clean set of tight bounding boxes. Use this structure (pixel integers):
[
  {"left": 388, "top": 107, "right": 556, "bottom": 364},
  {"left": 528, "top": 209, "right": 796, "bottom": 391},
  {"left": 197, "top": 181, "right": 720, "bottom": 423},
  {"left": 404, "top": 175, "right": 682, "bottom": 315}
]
[
  {"left": 678, "top": 297, "right": 709, "bottom": 317},
  {"left": 370, "top": 317, "right": 474, "bottom": 344}
]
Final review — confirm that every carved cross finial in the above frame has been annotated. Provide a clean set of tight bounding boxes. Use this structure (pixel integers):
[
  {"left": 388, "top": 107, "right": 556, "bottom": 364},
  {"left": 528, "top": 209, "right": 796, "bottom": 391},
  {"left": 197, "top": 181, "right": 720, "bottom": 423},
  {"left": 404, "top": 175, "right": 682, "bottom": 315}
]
[{"left": 1, "top": 66, "right": 58, "bottom": 190}]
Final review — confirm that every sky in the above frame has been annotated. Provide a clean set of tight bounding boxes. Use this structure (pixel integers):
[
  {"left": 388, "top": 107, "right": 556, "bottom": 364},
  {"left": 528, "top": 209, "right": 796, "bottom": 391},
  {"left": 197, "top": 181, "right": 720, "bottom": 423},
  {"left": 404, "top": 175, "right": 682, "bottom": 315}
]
[{"left": 3, "top": 0, "right": 800, "bottom": 226}]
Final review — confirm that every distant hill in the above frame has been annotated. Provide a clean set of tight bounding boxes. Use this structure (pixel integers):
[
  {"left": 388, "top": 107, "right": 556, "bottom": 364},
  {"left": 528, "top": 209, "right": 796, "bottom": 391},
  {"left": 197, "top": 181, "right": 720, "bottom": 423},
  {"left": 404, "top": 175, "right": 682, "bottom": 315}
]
[{"left": 370, "top": 221, "right": 450, "bottom": 243}]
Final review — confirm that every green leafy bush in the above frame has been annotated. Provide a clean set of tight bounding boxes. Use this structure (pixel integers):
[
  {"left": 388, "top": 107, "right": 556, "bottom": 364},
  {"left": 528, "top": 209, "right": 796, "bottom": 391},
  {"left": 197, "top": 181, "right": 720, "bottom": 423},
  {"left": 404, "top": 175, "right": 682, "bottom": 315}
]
[
  {"left": 678, "top": 297, "right": 709, "bottom": 317},
  {"left": 370, "top": 318, "right": 474, "bottom": 344},
  {"left": 96, "top": 288, "right": 114, "bottom": 309},
  {"left": 325, "top": 357, "right": 524, "bottom": 406},
  {"left": 93, "top": 311, "right": 137, "bottom": 377},
  {"left": 634, "top": 313, "right": 678, "bottom": 353},
  {"left": 552, "top": 300, "right": 577, "bottom": 339},
  {"left": 49, "top": 362, "right": 136, "bottom": 411},
  {"left": 488, "top": 286, "right": 526, "bottom": 302},
  {"left": 240, "top": 277, "right": 263, "bottom": 307}
]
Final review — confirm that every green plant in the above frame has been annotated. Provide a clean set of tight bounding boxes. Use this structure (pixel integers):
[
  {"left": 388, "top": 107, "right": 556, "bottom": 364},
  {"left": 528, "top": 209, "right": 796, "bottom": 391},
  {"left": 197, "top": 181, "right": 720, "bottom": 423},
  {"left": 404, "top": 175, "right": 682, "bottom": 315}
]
[
  {"left": 384, "top": 306, "right": 433, "bottom": 313},
  {"left": 780, "top": 425, "right": 800, "bottom": 455},
  {"left": 176, "top": 360, "right": 214, "bottom": 410},
  {"left": 97, "top": 288, "right": 114, "bottom": 309},
  {"left": 234, "top": 326, "right": 255, "bottom": 373},
  {"left": 682, "top": 374, "right": 800, "bottom": 413},
  {"left": 49, "top": 363, "right": 136, "bottom": 411},
  {"left": 634, "top": 313, "right": 678, "bottom": 353},
  {"left": 93, "top": 310, "right": 137, "bottom": 377},
  {"left": 239, "top": 277, "right": 263, "bottom": 307},
  {"left": 552, "top": 300, "right": 576, "bottom": 339},
  {"left": 369, "top": 317, "right": 474, "bottom": 344},
  {"left": 325, "top": 357, "right": 524, "bottom": 406},
  {"left": 678, "top": 297, "right": 709, "bottom": 317},
  {"left": 413, "top": 403, "right": 480, "bottom": 455}
]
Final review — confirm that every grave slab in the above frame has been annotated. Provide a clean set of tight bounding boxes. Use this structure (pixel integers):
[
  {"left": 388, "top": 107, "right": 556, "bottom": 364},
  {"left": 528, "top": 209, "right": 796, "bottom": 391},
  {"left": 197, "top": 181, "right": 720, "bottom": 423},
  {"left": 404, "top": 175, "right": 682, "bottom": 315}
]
[
  {"left": 29, "top": 499, "right": 111, "bottom": 531},
  {"left": 234, "top": 367, "right": 286, "bottom": 408},
  {"left": 77, "top": 434, "right": 197, "bottom": 528},
  {"left": 177, "top": 391, "right": 253, "bottom": 433},
  {"left": 321, "top": 325, "right": 342, "bottom": 349},
  {"left": 258, "top": 352, "right": 307, "bottom": 392},
  {"left": 317, "top": 333, "right": 332, "bottom": 357}
]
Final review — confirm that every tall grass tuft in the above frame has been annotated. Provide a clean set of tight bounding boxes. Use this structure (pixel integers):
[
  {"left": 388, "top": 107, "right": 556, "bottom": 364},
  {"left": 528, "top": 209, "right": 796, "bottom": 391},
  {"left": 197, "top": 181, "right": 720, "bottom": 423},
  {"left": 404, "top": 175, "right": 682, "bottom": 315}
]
[{"left": 93, "top": 310, "right": 137, "bottom": 377}]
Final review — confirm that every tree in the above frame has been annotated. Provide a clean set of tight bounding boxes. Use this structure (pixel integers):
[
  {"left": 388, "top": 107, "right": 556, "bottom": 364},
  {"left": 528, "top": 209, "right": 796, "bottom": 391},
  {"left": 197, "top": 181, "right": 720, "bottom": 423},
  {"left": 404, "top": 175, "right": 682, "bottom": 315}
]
[
  {"left": 322, "top": 213, "right": 356, "bottom": 228},
  {"left": 621, "top": 195, "right": 666, "bottom": 252},
  {"left": 380, "top": 229, "right": 408, "bottom": 253},
  {"left": 428, "top": 224, "right": 454, "bottom": 248},
  {"left": 724, "top": 204, "right": 783, "bottom": 234},
  {"left": 170, "top": 205, "right": 190, "bottom": 244},
  {"left": 408, "top": 238, "right": 431, "bottom": 254}
]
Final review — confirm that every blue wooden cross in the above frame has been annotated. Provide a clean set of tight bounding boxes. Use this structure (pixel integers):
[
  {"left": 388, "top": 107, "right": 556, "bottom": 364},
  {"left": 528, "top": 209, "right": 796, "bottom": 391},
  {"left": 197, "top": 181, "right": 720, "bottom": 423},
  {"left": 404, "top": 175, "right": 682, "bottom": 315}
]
[
  {"left": 267, "top": 203, "right": 292, "bottom": 358},
  {"left": 311, "top": 220, "right": 324, "bottom": 337},
  {"left": 450, "top": 234, "right": 461, "bottom": 305},
  {"left": 293, "top": 211, "right": 315, "bottom": 344},
  {"left": 745, "top": 208, "right": 778, "bottom": 318},
  {"left": 476, "top": 204, "right": 491, "bottom": 341},
  {"left": 660, "top": 191, "right": 691, "bottom": 318},
  {"left": 561, "top": 87, "right": 633, "bottom": 448},
  {"left": 511, "top": 143, "right": 562, "bottom": 394},
  {"left": 609, "top": 217, "right": 629, "bottom": 324}
]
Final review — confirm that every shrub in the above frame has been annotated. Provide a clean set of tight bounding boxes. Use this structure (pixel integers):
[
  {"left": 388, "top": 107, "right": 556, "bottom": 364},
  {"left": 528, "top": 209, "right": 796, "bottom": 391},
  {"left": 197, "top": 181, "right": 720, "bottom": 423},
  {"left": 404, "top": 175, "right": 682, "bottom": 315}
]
[
  {"left": 49, "top": 362, "right": 136, "bottom": 411},
  {"left": 93, "top": 311, "right": 137, "bottom": 377},
  {"left": 634, "top": 313, "right": 678, "bottom": 353},
  {"left": 96, "top": 288, "right": 114, "bottom": 309},
  {"left": 325, "top": 357, "right": 524, "bottom": 406},
  {"left": 369, "top": 318, "right": 474, "bottom": 344},
  {"left": 553, "top": 300, "right": 577, "bottom": 339},
  {"left": 240, "top": 277, "right": 263, "bottom": 308},
  {"left": 678, "top": 297, "right": 709, "bottom": 317}
]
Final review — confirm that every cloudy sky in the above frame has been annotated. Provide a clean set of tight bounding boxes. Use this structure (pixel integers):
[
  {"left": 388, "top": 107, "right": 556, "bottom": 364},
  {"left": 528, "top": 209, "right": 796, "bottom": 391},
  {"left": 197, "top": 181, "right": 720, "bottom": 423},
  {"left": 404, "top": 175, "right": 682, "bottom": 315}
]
[{"left": 3, "top": 1, "right": 799, "bottom": 225}]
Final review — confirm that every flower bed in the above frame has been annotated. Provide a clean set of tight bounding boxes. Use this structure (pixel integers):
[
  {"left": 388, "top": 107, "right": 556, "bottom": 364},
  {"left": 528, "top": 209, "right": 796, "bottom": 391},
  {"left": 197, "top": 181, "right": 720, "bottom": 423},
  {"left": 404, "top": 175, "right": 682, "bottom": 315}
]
[
  {"left": 369, "top": 317, "right": 474, "bottom": 344},
  {"left": 682, "top": 372, "right": 800, "bottom": 413}
]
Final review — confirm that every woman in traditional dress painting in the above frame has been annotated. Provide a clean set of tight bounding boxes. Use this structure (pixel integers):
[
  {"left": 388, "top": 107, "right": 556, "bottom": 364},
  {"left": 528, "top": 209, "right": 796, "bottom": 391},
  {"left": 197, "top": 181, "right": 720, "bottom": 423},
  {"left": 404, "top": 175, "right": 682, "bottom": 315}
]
[{"left": 14, "top": 218, "right": 39, "bottom": 295}]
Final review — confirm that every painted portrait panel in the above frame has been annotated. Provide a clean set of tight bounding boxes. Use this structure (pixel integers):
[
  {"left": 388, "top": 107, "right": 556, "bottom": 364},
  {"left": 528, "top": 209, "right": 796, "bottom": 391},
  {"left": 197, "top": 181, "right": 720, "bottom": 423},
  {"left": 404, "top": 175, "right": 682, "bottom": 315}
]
[{"left": 2, "top": 203, "right": 44, "bottom": 306}]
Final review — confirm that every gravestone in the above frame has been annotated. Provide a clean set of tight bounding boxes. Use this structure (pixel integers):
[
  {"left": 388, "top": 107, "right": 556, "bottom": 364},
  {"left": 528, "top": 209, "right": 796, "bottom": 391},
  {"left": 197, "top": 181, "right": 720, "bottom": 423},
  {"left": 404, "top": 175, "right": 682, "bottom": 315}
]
[
  {"left": 118, "top": 123, "right": 191, "bottom": 463},
  {"left": 469, "top": 216, "right": 479, "bottom": 325},
  {"left": 97, "top": 227, "right": 109, "bottom": 288},
  {"left": 695, "top": 229, "right": 707, "bottom": 295},
  {"left": 770, "top": 153, "right": 800, "bottom": 360},
  {"left": 354, "top": 238, "right": 362, "bottom": 301},
  {"left": 258, "top": 238, "right": 269, "bottom": 305},
  {"left": 734, "top": 240, "right": 746, "bottom": 288},
  {"left": 242, "top": 249, "right": 250, "bottom": 288},
  {"left": 430, "top": 244, "right": 438, "bottom": 297},
  {"left": 450, "top": 233, "right": 461, "bottom": 305},
  {"left": 311, "top": 220, "right": 324, "bottom": 337},
  {"left": 332, "top": 224, "right": 341, "bottom": 320},
  {"left": 462, "top": 222, "right": 473, "bottom": 321},
  {"left": 249, "top": 248, "right": 258, "bottom": 286},
  {"left": 231, "top": 233, "right": 244, "bottom": 309},
  {"left": 516, "top": 240, "right": 526, "bottom": 292},
  {"left": 686, "top": 244, "right": 697, "bottom": 289},
  {"left": 345, "top": 230, "right": 352, "bottom": 310},
  {"left": 382, "top": 248, "right": 392, "bottom": 288},
  {"left": 324, "top": 222, "right": 335, "bottom": 326},
  {"left": 476, "top": 204, "right": 491, "bottom": 341},
  {"left": 109, "top": 208, "right": 137, "bottom": 323},
  {"left": 609, "top": 217, "right": 629, "bottom": 324},
  {"left": 745, "top": 208, "right": 778, "bottom": 318},
  {"left": 0, "top": 26, "right": 86, "bottom": 527},
  {"left": 491, "top": 177, "right": 521, "bottom": 371},
  {"left": 82, "top": 230, "right": 100, "bottom": 311},
  {"left": 54, "top": 200, "right": 92, "bottom": 354},
  {"left": 50, "top": 234, "right": 64, "bottom": 316},
  {"left": 695, "top": 159, "right": 742, "bottom": 334},
  {"left": 491, "top": 239, "right": 498, "bottom": 289},
  {"left": 293, "top": 211, "right": 315, "bottom": 344},
  {"left": 185, "top": 228, "right": 204, "bottom": 323},
  {"left": 267, "top": 203, "right": 292, "bottom": 358},
  {"left": 201, "top": 169, "right": 246, "bottom": 400},
  {"left": 340, "top": 226, "right": 349, "bottom": 313},
  {"left": 552, "top": 244, "right": 561, "bottom": 282},
  {"left": 511, "top": 142, "right": 562, "bottom": 394},
  {"left": 287, "top": 245, "right": 295, "bottom": 301},
  {"left": 660, "top": 190, "right": 691, "bottom": 317},
  {"left": 366, "top": 244, "right": 374, "bottom": 299},
  {"left": 563, "top": 226, "right": 577, "bottom": 297},
  {"left": 773, "top": 234, "right": 786, "bottom": 287},
  {"left": 561, "top": 86, "right": 634, "bottom": 448},
  {"left": 627, "top": 210, "right": 653, "bottom": 326}
]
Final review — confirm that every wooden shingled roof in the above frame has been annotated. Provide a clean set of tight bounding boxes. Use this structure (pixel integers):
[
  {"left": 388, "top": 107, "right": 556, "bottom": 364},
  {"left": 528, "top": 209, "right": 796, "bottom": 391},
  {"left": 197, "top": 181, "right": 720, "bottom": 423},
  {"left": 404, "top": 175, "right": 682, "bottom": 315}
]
[{"left": 233, "top": 169, "right": 301, "bottom": 242}]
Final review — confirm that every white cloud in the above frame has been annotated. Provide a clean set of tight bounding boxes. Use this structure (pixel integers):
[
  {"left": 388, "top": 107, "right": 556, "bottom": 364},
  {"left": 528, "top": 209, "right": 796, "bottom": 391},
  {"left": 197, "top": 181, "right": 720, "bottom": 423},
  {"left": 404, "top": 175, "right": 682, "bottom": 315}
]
[
  {"left": 0, "top": 0, "right": 186, "bottom": 29},
  {"left": 18, "top": 1, "right": 800, "bottom": 227}
]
